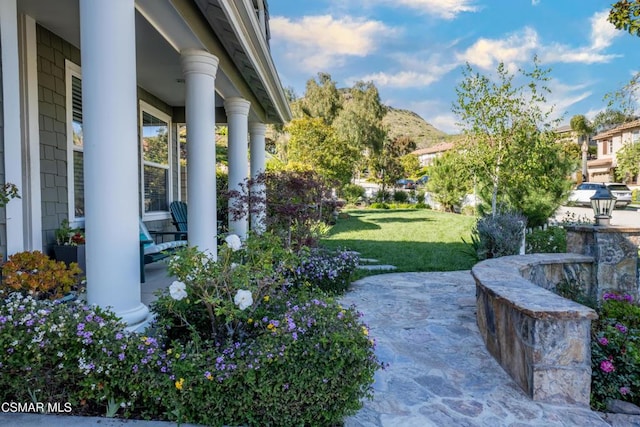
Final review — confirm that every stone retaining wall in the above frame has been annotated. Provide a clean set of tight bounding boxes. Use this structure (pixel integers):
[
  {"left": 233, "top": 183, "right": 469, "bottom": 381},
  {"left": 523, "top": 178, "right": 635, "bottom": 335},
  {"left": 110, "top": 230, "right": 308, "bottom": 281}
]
[{"left": 472, "top": 253, "right": 598, "bottom": 406}]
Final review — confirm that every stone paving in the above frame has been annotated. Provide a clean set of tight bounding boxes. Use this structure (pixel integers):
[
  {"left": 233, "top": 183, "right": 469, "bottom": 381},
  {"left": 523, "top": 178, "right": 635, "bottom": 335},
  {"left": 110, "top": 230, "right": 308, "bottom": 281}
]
[
  {"left": 341, "top": 271, "right": 640, "bottom": 427},
  {"left": 4, "top": 269, "right": 640, "bottom": 426}
]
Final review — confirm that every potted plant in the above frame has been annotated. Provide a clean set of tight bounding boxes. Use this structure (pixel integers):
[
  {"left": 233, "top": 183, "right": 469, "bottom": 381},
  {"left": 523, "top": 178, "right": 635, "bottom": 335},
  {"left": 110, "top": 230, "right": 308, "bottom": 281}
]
[{"left": 53, "top": 219, "right": 86, "bottom": 275}]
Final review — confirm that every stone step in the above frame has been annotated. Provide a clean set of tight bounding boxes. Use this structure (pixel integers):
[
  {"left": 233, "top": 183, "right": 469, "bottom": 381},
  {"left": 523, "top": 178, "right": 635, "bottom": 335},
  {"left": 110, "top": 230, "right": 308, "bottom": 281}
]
[
  {"left": 358, "top": 258, "right": 379, "bottom": 264},
  {"left": 357, "top": 264, "right": 397, "bottom": 271}
]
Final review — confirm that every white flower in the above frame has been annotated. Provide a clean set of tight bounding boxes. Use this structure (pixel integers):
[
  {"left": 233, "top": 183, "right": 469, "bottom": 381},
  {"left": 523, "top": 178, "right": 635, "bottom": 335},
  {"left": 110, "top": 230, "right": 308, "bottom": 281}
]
[
  {"left": 225, "top": 234, "right": 242, "bottom": 251},
  {"left": 169, "top": 281, "right": 187, "bottom": 301},
  {"left": 233, "top": 289, "right": 253, "bottom": 311}
]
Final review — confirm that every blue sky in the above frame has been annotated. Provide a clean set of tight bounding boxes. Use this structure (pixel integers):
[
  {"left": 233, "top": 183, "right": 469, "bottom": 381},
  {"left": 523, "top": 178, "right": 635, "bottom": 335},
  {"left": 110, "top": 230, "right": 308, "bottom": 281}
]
[{"left": 268, "top": 0, "right": 638, "bottom": 134}]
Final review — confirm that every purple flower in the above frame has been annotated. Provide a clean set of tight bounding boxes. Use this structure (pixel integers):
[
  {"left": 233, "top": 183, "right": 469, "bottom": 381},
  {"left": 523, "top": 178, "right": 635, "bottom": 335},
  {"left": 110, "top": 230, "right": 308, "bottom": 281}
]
[
  {"left": 620, "top": 386, "right": 631, "bottom": 396},
  {"left": 598, "top": 337, "right": 609, "bottom": 346},
  {"left": 115, "top": 332, "right": 123, "bottom": 340},
  {"left": 616, "top": 323, "right": 628, "bottom": 334},
  {"left": 118, "top": 353, "right": 125, "bottom": 361},
  {"left": 600, "top": 360, "right": 615, "bottom": 373}
]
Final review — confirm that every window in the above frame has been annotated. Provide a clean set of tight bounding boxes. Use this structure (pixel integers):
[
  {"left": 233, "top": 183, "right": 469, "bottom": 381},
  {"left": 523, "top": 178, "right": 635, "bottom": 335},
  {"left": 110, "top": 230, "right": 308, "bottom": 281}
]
[
  {"left": 140, "top": 103, "right": 172, "bottom": 217},
  {"left": 65, "top": 61, "right": 84, "bottom": 223}
]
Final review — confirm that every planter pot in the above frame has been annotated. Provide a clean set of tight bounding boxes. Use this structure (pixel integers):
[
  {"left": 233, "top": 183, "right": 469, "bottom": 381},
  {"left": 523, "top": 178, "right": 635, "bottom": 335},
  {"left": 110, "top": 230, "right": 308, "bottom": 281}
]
[{"left": 53, "top": 244, "right": 86, "bottom": 276}]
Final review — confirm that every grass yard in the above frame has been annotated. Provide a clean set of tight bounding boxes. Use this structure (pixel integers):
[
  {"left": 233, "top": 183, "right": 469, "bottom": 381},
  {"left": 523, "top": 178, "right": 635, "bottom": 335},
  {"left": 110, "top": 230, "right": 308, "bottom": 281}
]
[{"left": 321, "top": 208, "right": 476, "bottom": 272}]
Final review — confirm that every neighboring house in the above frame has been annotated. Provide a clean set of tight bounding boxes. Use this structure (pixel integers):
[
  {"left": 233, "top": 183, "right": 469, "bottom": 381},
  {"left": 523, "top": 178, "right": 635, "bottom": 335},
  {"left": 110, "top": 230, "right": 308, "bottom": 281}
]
[
  {"left": 412, "top": 141, "right": 455, "bottom": 167},
  {"left": 0, "top": 0, "right": 291, "bottom": 329},
  {"left": 588, "top": 119, "right": 640, "bottom": 183}
]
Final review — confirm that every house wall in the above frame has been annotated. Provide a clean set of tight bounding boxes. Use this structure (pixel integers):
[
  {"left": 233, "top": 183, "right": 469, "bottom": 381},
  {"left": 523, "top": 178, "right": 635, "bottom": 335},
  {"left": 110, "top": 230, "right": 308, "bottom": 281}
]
[
  {"left": 36, "top": 25, "right": 80, "bottom": 254},
  {"left": 0, "top": 45, "right": 6, "bottom": 258},
  {"left": 36, "top": 25, "right": 182, "bottom": 255}
]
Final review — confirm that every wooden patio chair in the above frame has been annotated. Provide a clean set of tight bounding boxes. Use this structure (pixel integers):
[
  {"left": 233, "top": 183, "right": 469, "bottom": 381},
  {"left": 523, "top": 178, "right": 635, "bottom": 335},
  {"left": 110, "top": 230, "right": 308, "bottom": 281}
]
[{"left": 170, "top": 201, "right": 188, "bottom": 238}]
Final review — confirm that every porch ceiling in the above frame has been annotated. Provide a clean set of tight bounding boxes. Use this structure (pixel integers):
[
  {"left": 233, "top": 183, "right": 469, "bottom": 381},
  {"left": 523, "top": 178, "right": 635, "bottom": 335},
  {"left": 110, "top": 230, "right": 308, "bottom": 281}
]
[{"left": 17, "top": 0, "right": 289, "bottom": 124}]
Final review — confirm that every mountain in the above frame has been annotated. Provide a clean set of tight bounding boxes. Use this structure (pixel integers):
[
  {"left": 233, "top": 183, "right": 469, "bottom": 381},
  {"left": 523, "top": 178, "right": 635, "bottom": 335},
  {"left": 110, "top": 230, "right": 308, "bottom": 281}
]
[{"left": 382, "top": 107, "right": 449, "bottom": 149}]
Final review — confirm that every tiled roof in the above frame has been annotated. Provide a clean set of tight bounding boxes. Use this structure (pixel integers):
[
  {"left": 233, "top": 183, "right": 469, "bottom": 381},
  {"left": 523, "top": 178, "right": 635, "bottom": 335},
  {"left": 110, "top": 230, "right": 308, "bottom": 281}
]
[
  {"left": 412, "top": 141, "right": 455, "bottom": 156},
  {"left": 592, "top": 119, "right": 640, "bottom": 140}
]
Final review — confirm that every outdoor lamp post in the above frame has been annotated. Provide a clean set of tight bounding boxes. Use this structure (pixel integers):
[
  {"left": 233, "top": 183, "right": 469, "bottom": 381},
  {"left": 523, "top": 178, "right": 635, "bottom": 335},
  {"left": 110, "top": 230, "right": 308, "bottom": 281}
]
[{"left": 590, "top": 186, "right": 616, "bottom": 226}]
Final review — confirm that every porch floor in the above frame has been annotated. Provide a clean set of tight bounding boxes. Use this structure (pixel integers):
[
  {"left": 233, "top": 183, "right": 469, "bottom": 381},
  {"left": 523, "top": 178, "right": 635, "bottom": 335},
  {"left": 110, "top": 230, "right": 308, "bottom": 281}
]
[{"left": 140, "top": 261, "right": 175, "bottom": 306}]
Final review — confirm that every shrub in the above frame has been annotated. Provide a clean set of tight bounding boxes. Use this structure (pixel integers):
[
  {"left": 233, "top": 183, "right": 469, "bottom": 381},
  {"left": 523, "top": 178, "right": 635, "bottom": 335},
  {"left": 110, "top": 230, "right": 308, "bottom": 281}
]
[
  {"left": 467, "top": 211, "right": 526, "bottom": 261},
  {"left": 525, "top": 226, "right": 566, "bottom": 254},
  {"left": 369, "top": 202, "right": 390, "bottom": 209},
  {"left": 590, "top": 293, "right": 640, "bottom": 410},
  {"left": 392, "top": 190, "right": 409, "bottom": 203},
  {"left": 288, "top": 247, "right": 360, "bottom": 294},
  {"left": 1, "top": 251, "right": 82, "bottom": 300},
  {"left": 164, "top": 295, "right": 381, "bottom": 427},
  {"left": 341, "top": 184, "right": 365, "bottom": 204},
  {"left": 0, "top": 291, "right": 171, "bottom": 419}
]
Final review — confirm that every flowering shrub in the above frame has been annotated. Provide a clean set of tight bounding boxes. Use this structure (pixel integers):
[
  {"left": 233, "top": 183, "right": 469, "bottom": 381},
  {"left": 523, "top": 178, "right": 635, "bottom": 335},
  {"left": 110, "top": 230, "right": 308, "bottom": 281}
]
[
  {"left": 1, "top": 250, "right": 81, "bottom": 300},
  {"left": 590, "top": 292, "right": 640, "bottom": 410},
  {"left": 162, "top": 294, "right": 382, "bottom": 427},
  {"left": 0, "top": 291, "right": 172, "bottom": 418},
  {"left": 152, "top": 232, "right": 293, "bottom": 344},
  {"left": 288, "top": 247, "right": 360, "bottom": 294},
  {"left": 467, "top": 211, "right": 527, "bottom": 261}
]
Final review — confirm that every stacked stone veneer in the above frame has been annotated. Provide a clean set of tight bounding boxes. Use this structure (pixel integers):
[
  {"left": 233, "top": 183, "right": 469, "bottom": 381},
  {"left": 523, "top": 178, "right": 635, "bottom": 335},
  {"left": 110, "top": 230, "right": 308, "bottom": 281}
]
[
  {"left": 472, "top": 253, "right": 598, "bottom": 406},
  {"left": 565, "top": 225, "right": 640, "bottom": 302}
]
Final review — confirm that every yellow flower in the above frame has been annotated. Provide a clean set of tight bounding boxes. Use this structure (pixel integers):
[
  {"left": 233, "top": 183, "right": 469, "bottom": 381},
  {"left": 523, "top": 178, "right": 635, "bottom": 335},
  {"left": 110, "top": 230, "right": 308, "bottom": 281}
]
[
  {"left": 362, "top": 326, "right": 369, "bottom": 336},
  {"left": 166, "top": 348, "right": 173, "bottom": 355},
  {"left": 247, "top": 318, "right": 253, "bottom": 324},
  {"left": 175, "top": 378, "right": 184, "bottom": 390},
  {"left": 267, "top": 323, "right": 276, "bottom": 331},
  {"left": 206, "top": 372, "right": 213, "bottom": 381},
  {"left": 263, "top": 295, "right": 270, "bottom": 302}
]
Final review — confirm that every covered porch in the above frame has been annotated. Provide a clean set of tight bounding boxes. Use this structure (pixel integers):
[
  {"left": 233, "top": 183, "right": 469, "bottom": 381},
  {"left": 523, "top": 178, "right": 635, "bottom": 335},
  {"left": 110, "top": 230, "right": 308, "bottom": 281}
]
[{"left": 0, "top": 0, "right": 291, "bottom": 329}]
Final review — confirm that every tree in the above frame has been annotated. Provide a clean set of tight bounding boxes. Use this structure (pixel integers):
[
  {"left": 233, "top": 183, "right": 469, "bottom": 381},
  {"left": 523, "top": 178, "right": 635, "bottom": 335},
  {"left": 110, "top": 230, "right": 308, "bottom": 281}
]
[
  {"left": 452, "top": 59, "right": 573, "bottom": 226},
  {"left": 332, "top": 81, "right": 387, "bottom": 171},
  {"left": 426, "top": 150, "right": 472, "bottom": 212},
  {"left": 615, "top": 142, "right": 640, "bottom": 183},
  {"left": 285, "top": 117, "right": 359, "bottom": 186},
  {"left": 292, "top": 73, "right": 342, "bottom": 124},
  {"left": 609, "top": 0, "right": 640, "bottom": 37},
  {"left": 369, "top": 135, "right": 416, "bottom": 192},
  {"left": 592, "top": 109, "right": 632, "bottom": 133}
]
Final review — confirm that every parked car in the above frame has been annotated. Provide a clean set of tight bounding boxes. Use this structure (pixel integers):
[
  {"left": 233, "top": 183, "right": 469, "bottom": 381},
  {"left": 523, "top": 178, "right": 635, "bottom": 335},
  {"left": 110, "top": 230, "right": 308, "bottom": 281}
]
[
  {"left": 568, "top": 182, "right": 632, "bottom": 209},
  {"left": 416, "top": 175, "right": 429, "bottom": 187},
  {"left": 396, "top": 178, "right": 416, "bottom": 190}
]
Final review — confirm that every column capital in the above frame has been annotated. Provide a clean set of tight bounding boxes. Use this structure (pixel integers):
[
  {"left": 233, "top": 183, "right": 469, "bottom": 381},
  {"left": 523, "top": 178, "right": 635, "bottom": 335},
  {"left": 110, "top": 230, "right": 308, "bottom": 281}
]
[
  {"left": 181, "top": 49, "right": 219, "bottom": 78},
  {"left": 249, "top": 122, "right": 267, "bottom": 136},
  {"left": 224, "top": 97, "right": 251, "bottom": 117}
]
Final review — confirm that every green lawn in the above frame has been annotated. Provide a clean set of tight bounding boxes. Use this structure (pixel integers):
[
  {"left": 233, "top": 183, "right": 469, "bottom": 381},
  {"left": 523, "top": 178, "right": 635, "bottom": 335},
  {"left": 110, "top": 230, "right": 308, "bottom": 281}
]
[{"left": 321, "top": 208, "right": 476, "bottom": 272}]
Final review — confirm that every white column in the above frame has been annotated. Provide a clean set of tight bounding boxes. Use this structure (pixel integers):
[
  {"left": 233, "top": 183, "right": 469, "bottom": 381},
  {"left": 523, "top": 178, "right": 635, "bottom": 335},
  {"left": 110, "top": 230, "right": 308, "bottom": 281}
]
[
  {"left": 181, "top": 49, "right": 219, "bottom": 257},
  {"left": 224, "top": 97, "right": 250, "bottom": 239},
  {"left": 80, "top": 0, "right": 148, "bottom": 326},
  {"left": 249, "top": 122, "right": 267, "bottom": 234},
  {"left": 1, "top": 0, "right": 25, "bottom": 255}
]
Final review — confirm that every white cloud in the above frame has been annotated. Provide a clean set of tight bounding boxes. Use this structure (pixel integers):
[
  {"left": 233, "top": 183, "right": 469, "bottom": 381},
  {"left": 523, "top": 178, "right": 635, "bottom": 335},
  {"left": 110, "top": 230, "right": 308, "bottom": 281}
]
[
  {"left": 590, "top": 10, "right": 620, "bottom": 51},
  {"left": 540, "top": 10, "right": 621, "bottom": 64},
  {"left": 380, "top": 0, "right": 479, "bottom": 19},
  {"left": 456, "top": 27, "right": 540, "bottom": 71},
  {"left": 358, "top": 53, "right": 458, "bottom": 88},
  {"left": 545, "top": 80, "right": 593, "bottom": 122},
  {"left": 270, "top": 15, "right": 393, "bottom": 72}
]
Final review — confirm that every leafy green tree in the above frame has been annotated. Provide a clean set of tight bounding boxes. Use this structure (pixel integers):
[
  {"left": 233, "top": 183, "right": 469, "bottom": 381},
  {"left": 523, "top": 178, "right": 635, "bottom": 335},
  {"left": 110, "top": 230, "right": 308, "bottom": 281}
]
[
  {"left": 615, "top": 142, "right": 640, "bottom": 183},
  {"left": 592, "top": 109, "right": 633, "bottom": 133},
  {"left": 609, "top": 0, "right": 640, "bottom": 37},
  {"left": 399, "top": 153, "right": 420, "bottom": 177},
  {"left": 332, "top": 81, "right": 387, "bottom": 170},
  {"left": 426, "top": 150, "right": 472, "bottom": 212},
  {"left": 285, "top": 117, "right": 359, "bottom": 186},
  {"left": 292, "top": 73, "right": 342, "bottom": 124},
  {"left": 452, "top": 59, "right": 572, "bottom": 226},
  {"left": 369, "top": 135, "right": 416, "bottom": 193}
]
